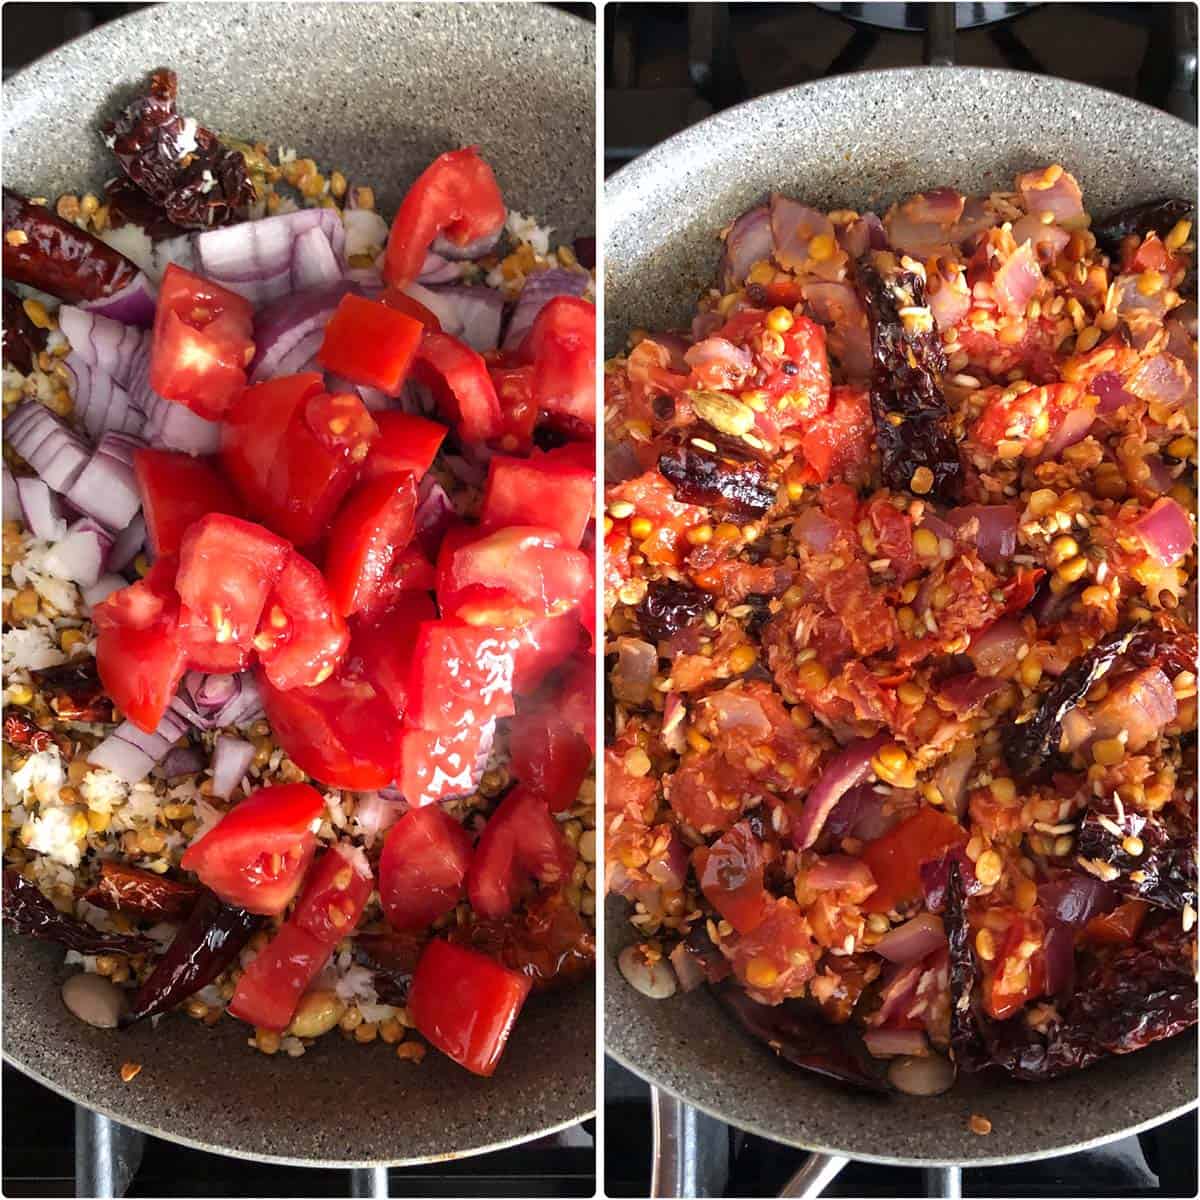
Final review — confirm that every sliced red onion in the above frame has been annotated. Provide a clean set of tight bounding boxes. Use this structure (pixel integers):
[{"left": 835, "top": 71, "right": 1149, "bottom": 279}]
[
  {"left": 78, "top": 270, "right": 158, "bottom": 328},
  {"left": 193, "top": 208, "right": 347, "bottom": 305},
  {"left": 128, "top": 353, "right": 220, "bottom": 455},
  {"left": 502, "top": 269, "right": 589, "bottom": 352},
  {"left": 7, "top": 402, "right": 91, "bottom": 494},
  {"left": 793, "top": 733, "right": 888, "bottom": 849},
  {"left": 1016, "top": 168, "right": 1084, "bottom": 224},
  {"left": 873, "top": 963, "right": 922, "bottom": 1026},
  {"left": 719, "top": 204, "right": 772, "bottom": 291},
  {"left": 170, "top": 671, "right": 241, "bottom": 730},
  {"left": 212, "top": 672, "right": 264, "bottom": 728},
  {"left": 2, "top": 465, "right": 18, "bottom": 518},
  {"left": 15, "top": 476, "right": 67, "bottom": 542},
  {"left": 352, "top": 790, "right": 407, "bottom": 842},
  {"left": 64, "top": 354, "right": 147, "bottom": 440},
  {"left": 56, "top": 307, "right": 147, "bottom": 387},
  {"left": 611, "top": 637, "right": 657, "bottom": 705},
  {"left": 249, "top": 282, "right": 357, "bottom": 383},
  {"left": 991, "top": 241, "right": 1042, "bottom": 315},
  {"left": 431, "top": 228, "right": 503, "bottom": 261},
  {"left": 413, "top": 476, "right": 457, "bottom": 557},
  {"left": 929, "top": 739, "right": 976, "bottom": 820},
  {"left": 64, "top": 434, "right": 144, "bottom": 532},
  {"left": 108, "top": 513, "right": 146, "bottom": 573},
  {"left": 88, "top": 710, "right": 190, "bottom": 784},
  {"left": 792, "top": 507, "right": 839, "bottom": 553},
  {"left": 1144, "top": 454, "right": 1176, "bottom": 495},
  {"left": 936, "top": 671, "right": 1004, "bottom": 717},
  {"left": 417, "top": 252, "right": 464, "bottom": 285},
  {"left": 326, "top": 374, "right": 390, "bottom": 411},
  {"left": 921, "top": 846, "right": 980, "bottom": 912},
  {"left": 1038, "top": 874, "right": 1116, "bottom": 927},
  {"left": 668, "top": 941, "right": 708, "bottom": 993},
  {"left": 1010, "top": 215, "right": 1070, "bottom": 256},
  {"left": 805, "top": 854, "right": 876, "bottom": 896},
  {"left": 343, "top": 209, "right": 389, "bottom": 263},
  {"left": 293, "top": 226, "right": 343, "bottom": 291},
  {"left": 414, "top": 284, "right": 505, "bottom": 354},
  {"left": 1040, "top": 402, "right": 1096, "bottom": 461},
  {"left": 161, "top": 745, "right": 206, "bottom": 779},
  {"left": 211, "top": 735, "right": 255, "bottom": 798},
  {"left": 691, "top": 311, "right": 724, "bottom": 342},
  {"left": 1091, "top": 370, "right": 1137, "bottom": 414},
  {"left": 703, "top": 690, "right": 770, "bottom": 739},
  {"left": 770, "top": 196, "right": 835, "bottom": 272},
  {"left": 874, "top": 912, "right": 947, "bottom": 964},
  {"left": 150, "top": 233, "right": 197, "bottom": 277},
  {"left": 1042, "top": 923, "right": 1076, "bottom": 998},
  {"left": 864, "top": 1027, "right": 929, "bottom": 1059},
  {"left": 966, "top": 615, "right": 1025, "bottom": 676},
  {"left": 644, "top": 829, "right": 688, "bottom": 892},
  {"left": 947, "top": 504, "right": 1017, "bottom": 565},
  {"left": 82, "top": 573, "right": 128, "bottom": 609},
  {"left": 42, "top": 518, "right": 113, "bottom": 587},
  {"left": 1134, "top": 497, "right": 1194, "bottom": 565}
]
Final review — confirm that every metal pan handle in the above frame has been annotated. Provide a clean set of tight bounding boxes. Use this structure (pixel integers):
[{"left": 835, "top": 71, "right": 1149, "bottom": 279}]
[
  {"left": 924, "top": 4, "right": 957, "bottom": 67},
  {"left": 73, "top": 1106, "right": 144, "bottom": 1199}
]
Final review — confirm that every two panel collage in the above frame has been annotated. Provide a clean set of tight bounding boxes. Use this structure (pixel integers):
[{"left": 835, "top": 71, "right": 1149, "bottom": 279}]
[{"left": 0, "top": 2, "right": 1197, "bottom": 1198}]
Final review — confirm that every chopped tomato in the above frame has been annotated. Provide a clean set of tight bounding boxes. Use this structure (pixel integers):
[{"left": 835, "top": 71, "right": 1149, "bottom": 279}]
[
  {"left": 865, "top": 493, "right": 918, "bottom": 583},
  {"left": 509, "top": 701, "right": 592, "bottom": 813},
  {"left": 438, "top": 525, "right": 591, "bottom": 626},
  {"left": 555, "top": 652, "right": 597, "bottom": 752},
  {"left": 254, "top": 551, "right": 349, "bottom": 691},
  {"left": 317, "top": 294, "right": 423, "bottom": 394},
  {"left": 92, "top": 557, "right": 187, "bottom": 734},
  {"left": 411, "top": 331, "right": 503, "bottom": 443},
  {"left": 382, "top": 147, "right": 506, "bottom": 291},
  {"left": 491, "top": 363, "right": 538, "bottom": 452},
  {"left": 404, "top": 618, "right": 515, "bottom": 731},
  {"left": 970, "top": 382, "right": 1087, "bottom": 455},
  {"left": 520, "top": 296, "right": 596, "bottom": 431},
  {"left": 860, "top": 806, "right": 968, "bottom": 914},
  {"left": 133, "top": 450, "right": 241, "bottom": 558},
  {"left": 381, "top": 288, "right": 443, "bottom": 331},
  {"left": 180, "top": 783, "right": 323, "bottom": 915},
  {"left": 176, "top": 514, "right": 290, "bottom": 650},
  {"left": 396, "top": 721, "right": 492, "bottom": 807},
  {"left": 303, "top": 391, "right": 379, "bottom": 463},
  {"left": 178, "top": 602, "right": 252, "bottom": 673},
  {"left": 693, "top": 820, "right": 770, "bottom": 934},
  {"left": 345, "top": 591, "right": 438, "bottom": 716},
  {"left": 360, "top": 411, "right": 447, "bottom": 484},
  {"left": 291, "top": 844, "right": 373, "bottom": 945},
  {"left": 1083, "top": 898, "right": 1149, "bottom": 945},
  {"left": 480, "top": 447, "right": 595, "bottom": 546},
  {"left": 985, "top": 914, "right": 1047, "bottom": 1020},
  {"left": 258, "top": 667, "right": 402, "bottom": 791},
  {"left": 466, "top": 786, "right": 576, "bottom": 919},
  {"left": 149, "top": 264, "right": 255, "bottom": 419},
  {"left": 797, "top": 385, "right": 873, "bottom": 484},
  {"left": 1000, "top": 567, "right": 1047, "bottom": 619},
  {"left": 507, "top": 612, "right": 583, "bottom": 694},
  {"left": 409, "top": 938, "right": 532, "bottom": 1077},
  {"left": 228, "top": 922, "right": 331, "bottom": 1031},
  {"left": 361, "top": 546, "right": 437, "bottom": 616},
  {"left": 379, "top": 805, "right": 473, "bottom": 931},
  {"left": 323, "top": 471, "right": 418, "bottom": 617}
]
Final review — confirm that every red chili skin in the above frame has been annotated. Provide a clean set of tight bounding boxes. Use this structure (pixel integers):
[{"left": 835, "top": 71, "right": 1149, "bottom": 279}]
[{"left": 3, "top": 189, "right": 141, "bottom": 303}]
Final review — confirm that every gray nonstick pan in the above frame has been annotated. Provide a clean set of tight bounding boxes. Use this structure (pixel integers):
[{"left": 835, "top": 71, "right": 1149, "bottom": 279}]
[
  {"left": 2, "top": 1, "right": 595, "bottom": 1168},
  {"left": 604, "top": 63, "right": 1197, "bottom": 1180}
]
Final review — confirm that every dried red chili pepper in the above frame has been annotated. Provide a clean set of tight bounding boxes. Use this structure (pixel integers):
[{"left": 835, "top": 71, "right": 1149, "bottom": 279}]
[
  {"left": 3, "top": 869, "right": 154, "bottom": 956},
  {"left": 2, "top": 287, "right": 47, "bottom": 373},
  {"left": 32, "top": 661, "right": 113, "bottom": 724},
  {"left": 83, "top": 861, "right": 203, "bottom": 922},
  {"left": 2, "top": 709, "right": 57, "bottom": 753}
]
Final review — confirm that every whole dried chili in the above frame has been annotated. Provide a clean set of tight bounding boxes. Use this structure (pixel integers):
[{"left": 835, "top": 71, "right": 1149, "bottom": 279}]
[
  {"left": 103, "top": 177, "right": 191, "bottom": 242},
  {"left": 855, "top": 251, "right": 962, "bottom": 505},
  {"left": 121, "top": 891, "right": 264, "bottom": 1026},
  {"left": 714, "top": 979, "right": 889, "bottom": 1092},
  {"left": 101, "top": 69, "right": 255, "bottom": 231},
  {"left": 32, "top": 661, "right": 113, "bottom": 724},
  {"left": 83, "top": 861, "right": 202, "bottom": 923},
  {"left": 2, "top": 188, "right": 141, "bottom": 304},
  {"left": 658, "top": 444, "right": 774, "bottom": 520},
  {"left": 635, "top": 579, "right": 709, "bottom": 643},
  {"left": 2, "top": 287, "right": 47, "bottom": 373},
  {"left": 3, "top": 708, "right": 58, "bottom": 754},
  {"left": 1091, "top": 198, "right": 1194, "bottom": 258},
  {"left": 946, "top": 861, "right": 1197, "bottom": 1080},
  {"left": 1002, "top": 626, "right": 1140, "bottom": 781},
  {"left": 2, "top": 869, "right": 154, "bottom": 956},
  {"left": 353, "top": 928, "right": 427, "bottom": 1006}
]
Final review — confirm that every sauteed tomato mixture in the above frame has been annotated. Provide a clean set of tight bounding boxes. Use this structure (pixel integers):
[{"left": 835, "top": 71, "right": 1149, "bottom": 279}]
[
  {"left": 605, "top": 166, "right": 1196, "bottom": 1095},
  {"left": 3, "top": 70, "right": 597, "bottom": 1078}
]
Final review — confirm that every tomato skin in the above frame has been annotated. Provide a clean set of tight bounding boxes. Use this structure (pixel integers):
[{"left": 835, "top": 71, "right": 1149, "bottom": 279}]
[
  {"left": 694, "top": 820, "right": 770, "bottom": 934},
  {"left": 405, "top": 618, "right": 515, "bottom": 732},
  {"left": 379, "top": 806, "right": 473, "bottom": 931},
  {"left": 254, "top": 551, "right": 349, "bottom": 691},
  {"left": 798, "top": 385, "right": 873, "bottom": 484},
  {"left": 397, "top": 721, "right": 492, "bottom": 807},
  {"left": 984, "top": 914, "right": 1047, "bottom": 1020},
  {"left": 466, "top": 786, "right": 576, "bottom": 919},
  {"left": 507, "top": 612, "right": 582, "bottom": 695},
  {"left": 291, "top": 844, "right": 373, "bottom": 945},
  {"left": 180, "top": 783, "right": 324, "bottom": 915},
  {"left": 324, "top": 471, "right": 418, "bottom": 617},
  {"left": 92, "top": 558, "right": 187, "bottom": 734},
  {"left": 1083, "top": 898, "right": 1149, "bottom": 945},
  {"left": 360, "top": 411, "right": 447, "bottom": 484},
  {"left": 382, "top": 147, "right": 506, "bottom": 290},
  {"left": 228, "top": 922, "right": 331, "bottom": 1031},
  {"left": 258, "top": 667, "right": 401, "bottom": 791},
  {"left": 481, "top": 447, "right": 595, "bottom": 547},
  {"left": 412, "top": 332, "right": 504, "bottom": 443},
  {"left": 860, "top": 807, "right": 968, "bottom": 914},
  {"left": 178, "top": 603, "right": 253, "bottom": 673},
  {"left": 345, "top": 590, "right": 438, "bottom": 717},
  {"left": 149, "top": 264, "right": 255, "bottom": 419},
  {"left": 381, "top": 288, "right": 443, "bottom": 331},
  {"left": 133, "top": 450, "right": 241, "bottom": 558},
  {"left": 490, "top": 363, "right": 538, "bottom": 453},
  {"left": 176, "top": 514, "right": 290, "bottom": 649},
  {"left": 509, "top": 703, "right": 591, "bottom": 813},
  {"left": 409, "top": 938, "right": 532, "bottom": 1077},
  {"left": 317, "top": 293, "right": 424, "bottom": 394},
  {"left": 519, "top": 296, "right": 596, "bottom": 430}
]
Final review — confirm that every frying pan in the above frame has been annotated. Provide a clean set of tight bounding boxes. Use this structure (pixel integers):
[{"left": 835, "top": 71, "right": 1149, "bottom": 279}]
[
  {"left": 2, "top": 1, "right": 595, "bottom": 1168},
  {"left": 604, "top": 65, "right": 1197, "bottom": 1173}
]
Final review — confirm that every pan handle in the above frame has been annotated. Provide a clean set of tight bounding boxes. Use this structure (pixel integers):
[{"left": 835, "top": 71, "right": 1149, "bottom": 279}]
[
  {"left": 778, "top": 1152, "right": 850, "bottom": 1197},
  {"left": 73, "top": 1107, "right": 144, "bottom": 1199},
  {"left": 924, "top": 5, "right": 956, "bottom": 67},
  {"left": 649, "top": 1087, "right": 730, "bottom": 1197}
]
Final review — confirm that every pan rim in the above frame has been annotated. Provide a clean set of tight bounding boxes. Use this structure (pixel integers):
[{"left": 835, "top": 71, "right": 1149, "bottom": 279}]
[
  {"left": 2, "top": 0, "right": 597, "bottom": 1169},
  {"left": 602, "top": 62, "right": 1198, "bottom": 1164}
]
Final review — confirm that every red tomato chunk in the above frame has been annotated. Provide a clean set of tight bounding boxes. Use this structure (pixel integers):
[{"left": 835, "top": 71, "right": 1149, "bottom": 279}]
[
  {"left": 133, "top": 449, "right": 241, "bottom": 558},
  {"left": 228, "top": 922, "right": 330, "bottom": 1031},
  {"left": 411, "top": 332, "right": 503, "bottom": 443},
  {"left": 318, "top": 293, "right": 424, "bottom": 394},
  {"left": 291, "top": 844, "right": 373, "bottom": 945},
  {"left": 380, "top": 805, "right": 473, "bottom": 931},
  {"left": 481, "top": 447, "right": 595, "bottom": 547},
  {"left": 360, "top": 411, "right": 447, "bottom": 484}
]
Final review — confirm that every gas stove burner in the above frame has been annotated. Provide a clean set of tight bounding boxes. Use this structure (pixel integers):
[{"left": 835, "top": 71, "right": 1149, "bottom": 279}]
[{"left": 814, "top": 2, "right": 1036, "bottom": 31}]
